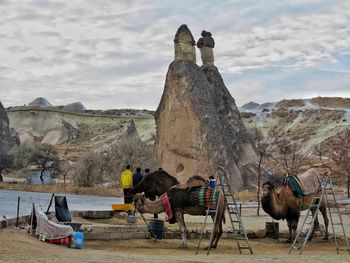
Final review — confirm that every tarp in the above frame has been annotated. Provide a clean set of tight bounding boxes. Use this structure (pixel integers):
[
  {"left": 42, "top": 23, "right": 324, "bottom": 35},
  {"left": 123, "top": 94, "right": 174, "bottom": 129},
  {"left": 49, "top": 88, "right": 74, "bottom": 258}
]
[
  {"left": 55, "top": 196, "right": 72, "bottom": 222},
  {"left": 31, "top": 204, "right": 74, "bottom": 238}
]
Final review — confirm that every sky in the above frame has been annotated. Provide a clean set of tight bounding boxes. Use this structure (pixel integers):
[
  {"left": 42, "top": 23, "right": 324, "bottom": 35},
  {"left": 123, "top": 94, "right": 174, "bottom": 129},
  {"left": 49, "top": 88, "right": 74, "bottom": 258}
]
[{"left": 0, "top": 0, "right": 349, "bottom": 110}]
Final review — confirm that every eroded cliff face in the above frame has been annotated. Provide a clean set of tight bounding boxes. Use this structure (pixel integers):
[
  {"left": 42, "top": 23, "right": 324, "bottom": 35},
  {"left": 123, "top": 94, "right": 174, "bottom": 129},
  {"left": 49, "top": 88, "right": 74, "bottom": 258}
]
[
  {"left": 154, "top": 25, "right": 257, "bottom": 190},
  {"left": 0, "top": 102, "right": 17, "bottom": 154}
]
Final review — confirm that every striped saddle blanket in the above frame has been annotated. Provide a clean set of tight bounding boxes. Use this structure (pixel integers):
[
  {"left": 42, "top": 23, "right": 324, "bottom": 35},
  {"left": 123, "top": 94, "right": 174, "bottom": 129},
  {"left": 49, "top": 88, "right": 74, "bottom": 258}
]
[{"left": 193, "top": 186, "right": 219, "bottom": 209}]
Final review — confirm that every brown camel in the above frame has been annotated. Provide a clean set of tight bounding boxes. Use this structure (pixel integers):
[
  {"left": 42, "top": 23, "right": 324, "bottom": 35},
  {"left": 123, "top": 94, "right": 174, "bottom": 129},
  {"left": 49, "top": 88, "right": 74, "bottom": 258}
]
[
  {"left": 134, "top": 185, "right": 225, "bottom": 248},
  {"left": 261, "top": 169, "right": 329, "bottom": 242},
  {"left": 130, "top": 170, "right": 180, "bottom": 198}
]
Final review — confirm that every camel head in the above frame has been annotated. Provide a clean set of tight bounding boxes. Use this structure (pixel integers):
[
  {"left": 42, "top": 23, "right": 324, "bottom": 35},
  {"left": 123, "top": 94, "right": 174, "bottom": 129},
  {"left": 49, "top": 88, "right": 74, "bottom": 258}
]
[
  {"left": 133, "top": 193, "right": 146, "bottom": 214},
  {"left": 262, "top": 181, "right": 283, "bottom": 198}
]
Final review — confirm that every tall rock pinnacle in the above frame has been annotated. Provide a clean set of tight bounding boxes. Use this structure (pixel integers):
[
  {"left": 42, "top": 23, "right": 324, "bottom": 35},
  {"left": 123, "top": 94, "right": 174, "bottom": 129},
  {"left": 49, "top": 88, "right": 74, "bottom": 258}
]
[
  {"left": 197, "top": 30, "right": 215, "bottom": 65},
  {"left": 173, "top": 24, "right": 196, "bottom": 63},
  {"left": 154, "top": 25, "right": 257, "bottom": 190}
]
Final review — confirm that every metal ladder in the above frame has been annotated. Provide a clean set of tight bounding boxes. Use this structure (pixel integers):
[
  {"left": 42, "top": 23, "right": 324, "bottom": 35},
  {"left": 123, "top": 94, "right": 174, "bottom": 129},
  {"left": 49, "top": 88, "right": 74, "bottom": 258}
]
[
  {"left": 289, "top": 171, "right": 350, "bottom": 255},
  {"left": 195, "top": 166, "right": 253, "bottom": 255}
]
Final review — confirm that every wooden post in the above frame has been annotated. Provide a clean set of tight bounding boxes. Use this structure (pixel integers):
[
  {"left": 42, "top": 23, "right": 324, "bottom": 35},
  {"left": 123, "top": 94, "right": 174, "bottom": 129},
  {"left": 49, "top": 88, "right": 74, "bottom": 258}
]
[
  {"left": 30, "top": 203, "right": 34, "bottom": 235},
  {"left": 46, "top": 193, "right": 55, "bottom": 215},
  {"left": 16, "top": 196, "right": 20, "bottom": 227}
]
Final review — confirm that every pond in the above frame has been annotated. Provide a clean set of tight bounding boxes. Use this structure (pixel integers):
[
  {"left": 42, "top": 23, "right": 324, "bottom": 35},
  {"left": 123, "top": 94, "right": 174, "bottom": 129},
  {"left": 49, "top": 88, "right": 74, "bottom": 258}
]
[
  {"left": 25, "top": 170, "right": 53, "bottom": 184},
  {"left": 0, "top": 189, "right": 123, "bottom": 218}
]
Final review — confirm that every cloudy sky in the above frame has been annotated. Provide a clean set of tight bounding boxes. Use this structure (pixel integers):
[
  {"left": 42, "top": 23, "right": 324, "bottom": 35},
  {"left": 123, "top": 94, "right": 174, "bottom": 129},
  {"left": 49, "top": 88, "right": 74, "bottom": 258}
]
[{"left": 0, "top": 0, "right": 349, "bottom": 110}]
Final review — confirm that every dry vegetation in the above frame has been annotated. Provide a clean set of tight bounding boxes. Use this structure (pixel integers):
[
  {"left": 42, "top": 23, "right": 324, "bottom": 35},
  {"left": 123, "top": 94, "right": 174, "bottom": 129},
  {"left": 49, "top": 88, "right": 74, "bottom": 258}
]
[
  {"left": 310, "top": 96, "right": 350, "bottom": 108},
  {"left": 276, "top": 99, "right": 305, "bottom": 107},
  {"left": 302, "top": 108, "right": 346, "bottom": 123},
  {"left": 0, "top": 182, "right": 122, "bottom": 196},
  {"left": 271, "top": 108, "right": 300, "bottom": 122}
]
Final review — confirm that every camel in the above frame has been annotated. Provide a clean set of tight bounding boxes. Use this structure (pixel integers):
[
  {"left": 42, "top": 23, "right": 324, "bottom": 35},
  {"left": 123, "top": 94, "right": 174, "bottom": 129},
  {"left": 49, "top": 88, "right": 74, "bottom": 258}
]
[
  {"left": 261, "top": 169, "right": 329, "bottom": 242},
  {"left": 134, "top": 185, "right": 225, "bottom": 248},
  {"left": 130, "top": 170, "right": 180, "bottom": 199}
]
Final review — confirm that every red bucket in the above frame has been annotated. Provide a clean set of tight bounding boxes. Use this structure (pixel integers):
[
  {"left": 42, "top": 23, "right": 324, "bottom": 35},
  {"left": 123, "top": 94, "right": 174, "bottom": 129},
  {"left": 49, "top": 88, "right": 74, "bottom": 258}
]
[{"left": 45, "top": 236, "right": 71, "bottom": 246}]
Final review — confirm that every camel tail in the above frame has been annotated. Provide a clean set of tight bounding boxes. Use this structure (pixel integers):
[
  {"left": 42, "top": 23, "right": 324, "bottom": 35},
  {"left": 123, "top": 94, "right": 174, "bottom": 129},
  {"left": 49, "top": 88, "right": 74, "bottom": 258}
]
[{"left": 223, "top": 213, "right": 226, "bottom": 224}]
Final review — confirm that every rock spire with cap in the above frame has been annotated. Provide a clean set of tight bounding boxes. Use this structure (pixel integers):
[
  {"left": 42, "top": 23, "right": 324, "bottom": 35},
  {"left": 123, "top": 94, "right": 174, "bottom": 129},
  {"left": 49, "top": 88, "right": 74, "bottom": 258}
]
[
  {"left": 173, "top": 24, "right": 196, "bottom": 63},
  {"left": 154, "top": 25, "right": 257, "bottom": 191},
  {"left": 197, "top": 30, "right": 215, "bottom": 65}
]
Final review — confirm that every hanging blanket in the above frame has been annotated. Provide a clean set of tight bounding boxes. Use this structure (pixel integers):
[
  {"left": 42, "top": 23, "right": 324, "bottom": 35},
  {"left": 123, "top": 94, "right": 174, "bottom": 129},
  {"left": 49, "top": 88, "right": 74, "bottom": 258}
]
[
  {"left": 288, "top": 176, "right": 305, "bottom": 197},
  {"left": 193, "top": 186, "right": 220, "bottom": 209},
  {"left": 161, "top": 193, "right": 174, "bottom": 222}
]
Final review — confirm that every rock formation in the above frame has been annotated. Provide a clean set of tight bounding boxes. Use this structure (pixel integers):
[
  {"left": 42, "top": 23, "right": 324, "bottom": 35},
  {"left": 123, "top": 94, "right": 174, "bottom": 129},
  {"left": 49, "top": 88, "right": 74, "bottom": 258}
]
[
  {"left": 63, "top": 102, "right": 87, "bottom": 113},
  {"left": 0, "top": 102, "right": 16, "bottom": 150},
  {"left": 174, "top": 24, "right": 196, "bottom": 63},
  {"left": 28, "top": 97, "right": 52, "bottom": 107},
  {"left": 0, "top": 102, "right": 19, "bottom": 175},
  {"left": 197, "top": 30, "right": 215, "bottom": 65},
  {"left": 154, "top": 25, "right": 257, "bottom": 190}
]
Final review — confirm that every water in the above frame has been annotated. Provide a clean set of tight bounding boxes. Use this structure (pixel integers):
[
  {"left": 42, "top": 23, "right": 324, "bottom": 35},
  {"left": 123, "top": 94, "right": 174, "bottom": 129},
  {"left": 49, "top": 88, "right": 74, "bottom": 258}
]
[
  {"left": 0, "top": 189, "right": 123, "bottom": 219},
  {"left": 26, "top": 170, "right": 52, "bottom": 184}
]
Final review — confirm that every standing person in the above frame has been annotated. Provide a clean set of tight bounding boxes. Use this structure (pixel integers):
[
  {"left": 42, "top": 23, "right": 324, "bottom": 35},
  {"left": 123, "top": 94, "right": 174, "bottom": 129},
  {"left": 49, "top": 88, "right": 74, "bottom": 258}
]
[
  {"left": 144, "top": 168, "right": 150, "bottom": 176},
  {"left": 208, "top": 175, "right": 216, "bottom": 188},
  {"left": 133, "top": 167, "right": 143, "bottom": 187},
  {"left": 120, "top": 164, "right": 133, "bottom": 204}
]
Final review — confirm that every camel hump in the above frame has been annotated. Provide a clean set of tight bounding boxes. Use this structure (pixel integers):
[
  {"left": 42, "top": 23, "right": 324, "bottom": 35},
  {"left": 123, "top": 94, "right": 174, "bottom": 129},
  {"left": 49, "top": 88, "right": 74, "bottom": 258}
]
[
  {"left": 174, "top": 175, "right": 207, "bottom": 189},
  {"left": 297, "top": 168, "right": 320, "bottom": 195}
]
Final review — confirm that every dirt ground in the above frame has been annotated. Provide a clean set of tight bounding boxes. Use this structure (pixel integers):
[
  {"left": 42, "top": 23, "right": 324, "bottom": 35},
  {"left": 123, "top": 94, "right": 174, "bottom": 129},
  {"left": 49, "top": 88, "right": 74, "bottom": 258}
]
[{"left": 1, "top": 208, "right": 350, "bottom": 263}]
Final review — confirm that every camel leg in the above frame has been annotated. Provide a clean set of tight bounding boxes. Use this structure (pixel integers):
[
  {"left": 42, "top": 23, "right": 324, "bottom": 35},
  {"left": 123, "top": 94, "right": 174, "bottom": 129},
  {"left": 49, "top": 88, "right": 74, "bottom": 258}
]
[
  {"left": 320, "top": 204, "right": 329, "bottom": 240},
  {"left": 286, "top": 218, "right": 293, "bottom": 242},
  {"left": 310, "top": 208, "right": 319, "bottom": 240},
  {"left": 211, "top": 217, "right": 223, "bottom": 249},
  {"left": 175, "top": 212, "right": 187, "bottom": 248}
]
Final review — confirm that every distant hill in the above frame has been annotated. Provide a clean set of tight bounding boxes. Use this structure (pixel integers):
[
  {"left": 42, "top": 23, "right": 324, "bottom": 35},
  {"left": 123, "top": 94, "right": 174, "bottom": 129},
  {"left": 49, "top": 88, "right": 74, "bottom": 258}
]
[
  {"left": 63, "top": 102, "right": 87, "bottom": 113},
  {"left": 240, "top": 97, "right": 350, "bottom": 152},
  {"left": 241, "top": 101, "right": 260, "bottom": 110},
  {"left": 28, "top": 97, "right": 52, "bottom": 107}
]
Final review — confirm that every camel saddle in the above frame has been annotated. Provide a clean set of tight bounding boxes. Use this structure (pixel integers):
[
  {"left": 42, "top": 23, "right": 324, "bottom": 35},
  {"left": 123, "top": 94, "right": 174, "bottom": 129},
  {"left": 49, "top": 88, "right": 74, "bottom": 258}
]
[{"left": 289, "top": 169, "right": 320, "bottom": 196}]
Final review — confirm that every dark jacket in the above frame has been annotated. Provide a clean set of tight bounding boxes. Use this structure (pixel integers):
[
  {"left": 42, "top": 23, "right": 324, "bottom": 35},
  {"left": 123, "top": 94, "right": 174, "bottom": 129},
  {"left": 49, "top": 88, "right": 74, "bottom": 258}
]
[{"left": 133, "top": 172, "right": 144, "bottom": 187}]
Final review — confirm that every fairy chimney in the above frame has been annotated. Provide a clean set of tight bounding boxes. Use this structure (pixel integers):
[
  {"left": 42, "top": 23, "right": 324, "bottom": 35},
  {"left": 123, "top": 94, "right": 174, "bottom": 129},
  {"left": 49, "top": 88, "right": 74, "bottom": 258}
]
[
  {"left": 197, "top": 30, "right": 215, "bottom": 65},
  {"left": 174, "top": 24, "right": 196, "bottom": 63},
  {"left": 154, "top": 25, "right": 257, "bottom": 190}
]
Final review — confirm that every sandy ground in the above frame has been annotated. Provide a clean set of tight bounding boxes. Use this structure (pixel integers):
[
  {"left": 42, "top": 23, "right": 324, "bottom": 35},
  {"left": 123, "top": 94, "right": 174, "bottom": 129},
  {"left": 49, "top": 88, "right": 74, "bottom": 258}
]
[{"left": 1, "top": 208, "right": 350, "bottom": 263}]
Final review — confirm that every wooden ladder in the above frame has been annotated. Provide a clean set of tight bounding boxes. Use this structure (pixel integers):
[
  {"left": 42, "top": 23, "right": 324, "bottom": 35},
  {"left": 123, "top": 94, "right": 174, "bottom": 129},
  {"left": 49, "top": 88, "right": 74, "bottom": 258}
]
[
  {"left": 289, "top": 171, "right": 350, "bottom": 255},
  {"left": 195, "top": 166, "right": 253, "bottom": 255}
]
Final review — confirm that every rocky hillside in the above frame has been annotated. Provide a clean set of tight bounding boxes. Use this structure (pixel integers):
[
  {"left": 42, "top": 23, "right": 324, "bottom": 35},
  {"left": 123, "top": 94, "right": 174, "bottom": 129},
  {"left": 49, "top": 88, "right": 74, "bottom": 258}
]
[
  {"left": 6, "top": 107, "right": 155, "bottom": 165},
  {"left": 240, "top": 96, "right": 350, "bottom": 153},
  {"left": 4, "top": 96, "right": 349, "bottom": 184}
]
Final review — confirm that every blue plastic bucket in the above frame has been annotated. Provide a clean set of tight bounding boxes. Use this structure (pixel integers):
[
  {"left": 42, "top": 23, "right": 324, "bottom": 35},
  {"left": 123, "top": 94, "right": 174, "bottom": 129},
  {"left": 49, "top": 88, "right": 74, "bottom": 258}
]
[
  {"left": 71, "top": 231, "right": 84, "bottom": 249},
  {"left": 149, "top": 219, "right": 164, "bottom": 239}
]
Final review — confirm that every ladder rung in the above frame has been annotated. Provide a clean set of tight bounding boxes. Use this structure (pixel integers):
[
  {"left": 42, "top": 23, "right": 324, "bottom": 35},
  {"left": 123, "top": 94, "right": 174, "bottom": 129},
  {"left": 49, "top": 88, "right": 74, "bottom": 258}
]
[
  {"left": 332, "top": 223, "right": 343, "bottom": 226},
  {"left": 336, "top": 248, "right": 350, "bottom": 251},
  {"left": 231, "top": 229, "right": 245, "bottom": 232},
  {"left": 291, "top": 245, "right": 301, "bottom": 250},
  {"left": 229, "top": 211, "right": 238, "bottom": 215},
  {"left": 238, "top": 246, "right": 251, "bottom": 249}
]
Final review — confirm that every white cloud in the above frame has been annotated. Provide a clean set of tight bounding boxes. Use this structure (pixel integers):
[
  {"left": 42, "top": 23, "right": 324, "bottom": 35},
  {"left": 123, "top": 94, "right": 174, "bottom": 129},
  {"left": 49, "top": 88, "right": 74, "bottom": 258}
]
[{"left": 0, "top": 0, "right": 349, "bottom": 109}]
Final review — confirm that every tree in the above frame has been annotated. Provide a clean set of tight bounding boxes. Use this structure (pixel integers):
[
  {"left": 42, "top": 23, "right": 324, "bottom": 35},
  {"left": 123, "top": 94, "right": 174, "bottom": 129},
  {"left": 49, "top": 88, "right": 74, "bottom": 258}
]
[
  {"left": 249, "top": 127, "right": 272, "bottom": 216},
  {"left": 105, "top": 138, "right": 159, "bottom": 182},
  {"left": 10, "top": 144, "right": 37, "bottom": 169},
  {"left": 34, "top": 144, "right": 61, "bottom": 181},
  {"left": 268, "top": 126, "right": 311, "bottom": 176},
  {"left": 0, "top": 153, "right": 12, "bottom": 182},
  {"left": 73, "top": 151, "right": 104, "bottom": 187},
  {"left": 327, "top": 129, "right": 350, "bottom": 198}
]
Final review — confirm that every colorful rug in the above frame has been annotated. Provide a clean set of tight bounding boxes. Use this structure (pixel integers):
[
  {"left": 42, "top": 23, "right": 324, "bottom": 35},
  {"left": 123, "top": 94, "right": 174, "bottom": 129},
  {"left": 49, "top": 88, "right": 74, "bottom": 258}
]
[{"left": 193, "top": 186, "right": 220, "bottom": 209}]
